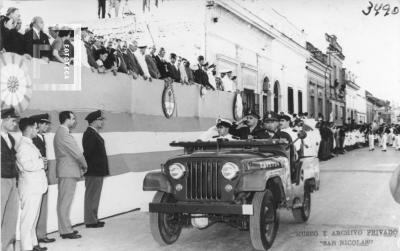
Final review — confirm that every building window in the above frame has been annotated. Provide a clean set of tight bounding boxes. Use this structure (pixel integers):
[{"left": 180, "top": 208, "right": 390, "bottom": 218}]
[
  {"left": 298, "top": 90, "right": 303, "bottom": 114},
  {"left": 242, "top": 89, "right": 256, "bottom": 113},
  {"left": 310, "top": 96, "right": 315, "bottom": 117},
  {"left": 273, "top": 81, "right": 280, "bottom": 113},
  {"left": 288, "top": 87, "right": 294, "bottom": 114},
  {"left": 318, "top": 97, "right": 323, "bottom": 117}
]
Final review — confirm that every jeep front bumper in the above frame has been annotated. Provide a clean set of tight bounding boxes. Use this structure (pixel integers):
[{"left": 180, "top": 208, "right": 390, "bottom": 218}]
[{"left": 149, "top": 202, "right": 253, "bottom": 215}]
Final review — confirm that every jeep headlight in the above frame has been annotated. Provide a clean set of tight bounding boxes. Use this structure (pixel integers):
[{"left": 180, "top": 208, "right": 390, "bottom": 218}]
[
  {"left": 221, "top": 162, "right": 239, "bottom": 180},
  {"left": 169, "top": 163, "right": 186, "bottom": 179}
]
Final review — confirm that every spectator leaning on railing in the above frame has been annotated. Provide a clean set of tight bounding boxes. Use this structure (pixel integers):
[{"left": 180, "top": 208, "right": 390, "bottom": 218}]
[
  {"left": 167, "top": 53, "right": 180, "bottom": 83},
  {"left": 24, "top": 16, "right": 51, "bottom": 59},
  {"left": 145, "top": 45, "right": 161, "bottom": 79},
  {"left": 154, "top": 47, "right": 169, "bottom": 79}
]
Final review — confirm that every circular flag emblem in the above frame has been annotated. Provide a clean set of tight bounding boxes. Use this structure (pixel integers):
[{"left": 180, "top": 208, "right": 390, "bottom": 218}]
[
  {"left": 162, "top": 84, "right": 176, "bottom": 118},
  {"left": 0, "top": 53, "right": 32, "bottom": 113},
  {"left": 233, "top": 93, "right": 243, "bottom": 120}
]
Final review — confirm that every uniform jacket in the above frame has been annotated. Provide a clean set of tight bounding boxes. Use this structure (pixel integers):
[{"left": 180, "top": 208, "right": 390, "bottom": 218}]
[
  {"left": 16, "top": 136, "right": 47, "bottom": 195},
  {"left": 32, "top": 134, "right": 46, "bottom": 157},
  {"left": 145, "top": 54, "right": 161, "bottom": 79},
  {"left": 53, "top": 126, "right": 87, "bottom": 178},
  {"left": 229, "top": 122, "right": 269, "bottom": 140},
  {"left": 1, "top": 134, "right": 18, "bottom": 178},
  {"left": 82, "top": 127, "right": 109, "bottom": 177},
  {"left": 23, "top": 28, "right": 51, "bottom": 58}
]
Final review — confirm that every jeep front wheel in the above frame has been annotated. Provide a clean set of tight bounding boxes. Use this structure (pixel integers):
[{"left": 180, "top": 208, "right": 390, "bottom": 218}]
[
  {"left": 149, "top": 191, "right": 182, "bottom": 245},
  {"left": 292, "top": 187, "right": 311, "bottom": 222},
  {"left": 249, "top": 190, "right": 279, "bottom": 251}
]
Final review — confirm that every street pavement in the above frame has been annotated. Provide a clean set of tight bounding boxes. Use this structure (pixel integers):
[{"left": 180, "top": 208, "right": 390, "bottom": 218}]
[{"left": 43, "top": 147, "right": 400, "bottom": 251}]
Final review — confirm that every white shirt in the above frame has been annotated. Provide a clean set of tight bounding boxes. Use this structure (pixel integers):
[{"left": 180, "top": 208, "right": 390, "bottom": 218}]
[
  {"left": 32, "top": 26, "right": 41, "bottom": 39},
  {"left": 16, "top": 136, "right": 48, "bottom": 195},
  {"left": 1, "top": 131, "right": 12, "bottom": 149},
  {"left": 81, "top": 39, "right": 90, "bottom": 68}
]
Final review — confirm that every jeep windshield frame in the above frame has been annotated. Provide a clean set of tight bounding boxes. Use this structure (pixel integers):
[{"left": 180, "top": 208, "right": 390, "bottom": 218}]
[{"left": 170, "top": 139, "right": 290, "bottom": 157}]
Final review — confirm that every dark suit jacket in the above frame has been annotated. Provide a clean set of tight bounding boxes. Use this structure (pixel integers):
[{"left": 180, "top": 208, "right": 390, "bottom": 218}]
[
  {"left": 4, "top": 29, "right": 25, "bottom": 54},
  {"left": 85, "top": 42, "right": 98, "bottom": 68},
  {"left": 154, "top": 55, "right": 168, "bottom": 78},
  {"left": 32, "top": 134, "right": 46, "bottom": 157},
  {"left": 82, "top": 127, "right": 109, "bottom": 177},
  {"left": 229, "top": 122, "right": 269, "bottom": 140},
  {"left": 1, "top": 134, "right": 18, "bottom": 178},
  {"left": 23, "top": 29, "right": 51, "bottom": 58},
  {"left": 167, "top": 63, "right": 180, "bottom": 83},
  {"left": 145, "top": 54, "right": 161, "bottom": 79},
  {"left": 194, "top": 67, "right": 214, "bottom": 90},
  {"left": 127, "top": 49, "right": 144, "bottom": 76}
]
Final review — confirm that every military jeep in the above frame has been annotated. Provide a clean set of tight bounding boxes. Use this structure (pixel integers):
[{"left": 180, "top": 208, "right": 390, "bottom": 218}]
[{"left": 143, "top": 134, "right": 320, "bottom": 251}]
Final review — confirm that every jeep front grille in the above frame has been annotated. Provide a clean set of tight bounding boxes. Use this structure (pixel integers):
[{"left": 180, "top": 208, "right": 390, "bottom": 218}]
[{"left": 186, "top": 161, "right": 222, "bottom": 200}]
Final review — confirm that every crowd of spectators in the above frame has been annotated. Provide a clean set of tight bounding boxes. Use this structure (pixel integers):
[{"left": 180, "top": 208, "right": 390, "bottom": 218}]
[
  {"left": 315, "top": 115, "right": 400, "bottom": 161},
  {"left": 0, "top": 7, "right": 238, "bottom": 92}
]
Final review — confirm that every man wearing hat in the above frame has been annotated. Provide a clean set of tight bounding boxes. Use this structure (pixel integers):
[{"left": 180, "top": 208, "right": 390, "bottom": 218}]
[
  {"left": 15, "top": 117, "right": 48, "bottom": 251},
  {"left": 135, "top": 43, "right": 152, "bottom": 81},
  {"left": 262, "top": 111, "right": 292, "bottom": 143},
  {"left": 214, "top": 118, "right": 234, "bottom": 140},
  {"left": 1, "top": 107, "right": 19, "bottom": 251},
  {"left": 29, "top": 114, "right": 56, "bottom": 244},
  {"left": 221, "top": 69, "right": 234, "bottom": 92},
  {"left": 82, "top": 110, "right": 109, "bottom": 228},
  {"left": 229, "top": 110, "right": 268, "bottom": 140}
]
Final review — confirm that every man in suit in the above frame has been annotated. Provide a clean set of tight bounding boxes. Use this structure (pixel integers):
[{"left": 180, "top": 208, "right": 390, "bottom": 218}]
[
  {"left": 167, "top": 53, "right": 180, "bottom": 83},
  {"left": 53, "top": 111, "right": 87, "bottom": 239},
  {"left": 145, "top": 45, "right": 161, "bottom": 79},
  {"left": 16, "top": 118, "right": 48, "bottom": 251},
  {"left": 1, "top": 108, "right": 19, "bottom": 251},
  {"left": 82, "top": 110, "right": 109, "bottom": 228},
  {"left": 29, "top": 114, "right": 55, "bottom": 244},
  {"left": 24, "top": 16, "right": 51, "bottom": 59},
  {"left": 127, "top": 41, "right": 145, "bottom": 78},
  {"left": 154, "top": 47, "right": 169, "bottom": 79}
]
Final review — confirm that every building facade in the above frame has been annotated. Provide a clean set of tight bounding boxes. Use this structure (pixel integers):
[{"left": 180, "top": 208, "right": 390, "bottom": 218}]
[
  {"left": 138, "top": 0, "right": 309, "bottom": 117},
  {"left": 306, "top": 42, "right": 330, "bottom": 119},
  {"left": 344, "top": 70, "right": 367, "bottom": 123},
  {"left": 325, "top": 34, "right": 346, "bottom": 124}
]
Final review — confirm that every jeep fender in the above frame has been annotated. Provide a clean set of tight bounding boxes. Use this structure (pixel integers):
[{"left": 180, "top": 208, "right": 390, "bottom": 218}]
[
  {"left": 300, "top": 157, "right": 320, "bottom": 190},
  {"left": 237, "top": 170, "right": 286, "bottom": 202},
  {"left": 143, "top": 171, "right": 173, "bottom": 193}
]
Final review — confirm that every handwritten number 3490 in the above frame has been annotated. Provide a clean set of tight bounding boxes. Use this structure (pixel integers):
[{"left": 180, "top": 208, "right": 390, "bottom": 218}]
[{"left": 362, "top": 1, "right": 399, "bottom": 16}]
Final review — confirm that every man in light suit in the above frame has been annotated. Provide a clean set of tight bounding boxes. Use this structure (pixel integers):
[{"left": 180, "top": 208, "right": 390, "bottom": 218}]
[
  {"left": 53, "top": 111, "right": 87, "bottom": 239},
  {"left": 29, "top": 114, "right": 55, "bottom": 244},
  {"left": 82, "top": 110, "right": 109, "bottom": 228},
  {"left": 16, "top": 118, "right": 48, "bottom": 251}
]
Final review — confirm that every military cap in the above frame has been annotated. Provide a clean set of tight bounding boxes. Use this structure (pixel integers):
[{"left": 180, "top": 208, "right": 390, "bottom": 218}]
[
  {"left": 29, "top": 113, "right": 51, "bottom": 124},
  {"left": 1, "top": 107, "right": 19, "bottom": 119},
  {"left": 85, "top": 110, "right": 103, "bottom": 124},
  {"left": 263, "top": 111, "right": 279, "bottom": 122},
  {"left": 216, "top": 118, "right": 232, "bottom": 128},
  {"left": 244, "top": 110, "right": 260, "bottom": 120},
  {"left": 138, "top": 44, "right": 147, "bottom": 49},
  {"left": 279, "top": 113, "right": 292, "bottom": 122}
]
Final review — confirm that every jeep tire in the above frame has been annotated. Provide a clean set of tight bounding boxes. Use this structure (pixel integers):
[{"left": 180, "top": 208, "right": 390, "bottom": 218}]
[
  {"left": 150, "top": 191, "right": 182, "bottom": 245},
  {"left": 249, "top": 190, "right": 279, "bottom": 250},
  {"left": 292, "top": 187, "right": 311, "bottom": 222}
]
